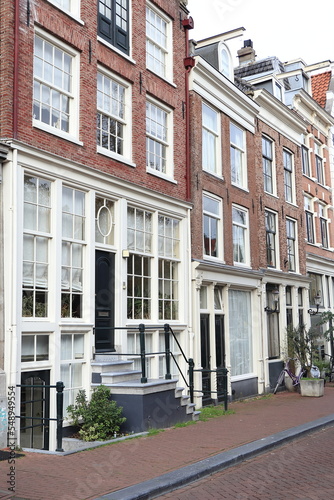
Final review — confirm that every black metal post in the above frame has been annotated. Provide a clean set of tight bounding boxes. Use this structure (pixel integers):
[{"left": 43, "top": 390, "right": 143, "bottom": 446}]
[
  {"left": 164, "top": 323, "right": 171, "bottom": 380},
  {"left": 223, "top": 368, "right": 228, "bottom": 411},
  {"left": 139, "top": 323, "right": 147, "bottom": 383},
  {"left": 56, "top": 381, "right": 64, "bottom": 452},
  {"left": 188, "top": 358, "right": 194, "bottom": 403}
]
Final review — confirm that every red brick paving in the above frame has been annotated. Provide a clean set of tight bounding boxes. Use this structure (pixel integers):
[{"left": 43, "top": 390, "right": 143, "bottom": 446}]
[
  {"left": 1, "top": 388, "right": 334, "bottom": 500},
  {"left": 159, "top": 426, "right": 334, "bottom": 499}
]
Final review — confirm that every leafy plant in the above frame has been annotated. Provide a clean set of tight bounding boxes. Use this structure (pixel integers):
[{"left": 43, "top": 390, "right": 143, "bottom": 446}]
[
  {"left": 286, "top": 323, "right": 328, "bottom": 377},
  {"left": 67, "top": 385, "right": 126, "bottom": 441}
]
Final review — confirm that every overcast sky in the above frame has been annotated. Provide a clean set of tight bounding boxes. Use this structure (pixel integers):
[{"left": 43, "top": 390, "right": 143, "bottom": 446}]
[{"left": 188, "top": 0, "right": 333, "bottom": 66}]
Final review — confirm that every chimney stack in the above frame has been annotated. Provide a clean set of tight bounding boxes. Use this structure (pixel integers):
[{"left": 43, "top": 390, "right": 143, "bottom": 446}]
[{"left": 237, "top": 39, "right": 256, "bottom": 65}]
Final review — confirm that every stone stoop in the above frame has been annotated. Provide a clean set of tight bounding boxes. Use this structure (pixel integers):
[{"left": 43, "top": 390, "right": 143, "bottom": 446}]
[{"left": 90, "top": 354, "right": 200, "bottom": 431}]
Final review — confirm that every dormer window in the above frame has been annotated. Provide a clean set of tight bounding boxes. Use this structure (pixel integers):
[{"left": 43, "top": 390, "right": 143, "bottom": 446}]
[{"left": 219, "top": 43, "right": 232, "bottom": 80}]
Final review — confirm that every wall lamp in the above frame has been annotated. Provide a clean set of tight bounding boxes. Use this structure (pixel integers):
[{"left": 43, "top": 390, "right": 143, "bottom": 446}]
[
  {"left": 264, "top": 288, "right": 280, "bottom": 314},
  {"left": 308, "top": 292, "right": 321, "bottom": 316}
]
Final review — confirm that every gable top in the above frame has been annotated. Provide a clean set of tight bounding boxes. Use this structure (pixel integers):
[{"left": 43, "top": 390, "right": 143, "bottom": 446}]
[{"left": 311, "top": 72, "right": 331, "bottom": 109}]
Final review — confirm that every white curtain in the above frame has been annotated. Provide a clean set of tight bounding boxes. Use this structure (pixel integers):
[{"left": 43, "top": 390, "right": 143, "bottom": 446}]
[{"left": 229, "top": 289, "right": 253, "bottom": 376}]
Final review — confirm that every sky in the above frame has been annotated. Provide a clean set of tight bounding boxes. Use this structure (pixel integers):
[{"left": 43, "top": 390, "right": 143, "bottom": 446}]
[{"left": 188, "top": 0, "right": 334, "bottom": 66}]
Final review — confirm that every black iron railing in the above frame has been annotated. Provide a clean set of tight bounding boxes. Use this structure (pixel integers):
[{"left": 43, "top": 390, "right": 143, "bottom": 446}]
[{"left": 106, "top": 323, "right": 228, "bottom": 409}]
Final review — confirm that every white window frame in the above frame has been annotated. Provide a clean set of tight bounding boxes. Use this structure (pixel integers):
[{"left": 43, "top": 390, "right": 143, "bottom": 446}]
[
  {"left": 265, "top": 210, "right": 278, "bottom": 269},
  {"left": 202, "top": 102, "right": 221, "bottom": 176},
  {"left": 158, "top": 215, "right": 180, "bottom": 321},
  {"left": 22, "top": 175, "right": 52, "bottom": 319},
  {"left": 46, "top": 0, "right": 81, "bottom": 20},
  {"left": 314, "top": 142, "right": 325, "bottom": 185},
  {"left": 262, "top": 135, "right": 276, "bottom": 195},
  {"left": 33, "top": 28, "right": 80, "bottom": 142},
  {"left": 319, "top": 203, "right": 329, "bottom": 248},
  {"left": 203, "top": 192, "right": 223, "bottom": 260},
  {"left": 219, "top": 42, "right": 233, "bottom": 80},
  {"left": 301, "top": 136, "right": 311, "bottom": 177},
  {"left": 283, "top": 149, "right": 295, "bottom": 204},
  {"left": 230, "top": 122, "right": 247, "bottom": 189},
  {"left": 304, "top": 195, "right": 315, "bottom": 244},
  {"left": 146, "top": 1, "right": 173, "bottom": 82},
  {"left": 61, "top": 333, "right": 85, "bottom": 416},
  {"left": 146, "top": 97, "right": 173, "bottom": 180},
  {"left": 286, "top": 218, "right": 298, "bottom": 273},
  {"left": 232, "top": 204, "right": 250, "bottom": 266},
  {"left": 61, "top": 187, "right": 86, "bottom": 319},
  {"left": 97, "top": 67, "right": 133, "bottom": 165}
]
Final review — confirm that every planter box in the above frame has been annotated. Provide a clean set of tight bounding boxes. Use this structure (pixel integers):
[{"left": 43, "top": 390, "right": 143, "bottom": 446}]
[{"left": 300, "top": 378, "right": 324, "bottom": 397}]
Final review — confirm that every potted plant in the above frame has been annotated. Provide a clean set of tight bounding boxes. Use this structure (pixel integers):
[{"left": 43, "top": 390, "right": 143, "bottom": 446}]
[{"left": 286, "top": 324, "right": 325, "bottom": 397}]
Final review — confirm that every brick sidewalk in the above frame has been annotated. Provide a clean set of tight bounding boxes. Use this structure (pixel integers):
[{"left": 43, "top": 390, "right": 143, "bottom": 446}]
[{"left": 1, "top": 388, "right": 334, "bottom": 500}]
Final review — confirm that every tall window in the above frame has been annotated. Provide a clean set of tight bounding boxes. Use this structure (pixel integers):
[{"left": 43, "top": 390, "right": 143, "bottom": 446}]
[
  {"left": 304, "top": 195, "right": 315, "bottom": 244},
  {"left": 266, "top": 284, "right": 280, "bottom": 359},
  {"left": 146, "top": 100, "right": 171, "bottom": 176},
  {"left": 202, "top": 103, "right": 220, "bottom": 175},
  {"left": 262, "top": 136, "right": 274, "bottom": 194},
  {"left": 314, "top": 142, "right": 324, "bottom": 185},
  {"left": 146, "top": 4, "right": 171, "bottom": 79},
  {"left": 298, "top": 288, "right": 304, "bottom": 327},
  {"left": 286, "top": 218, "right": 297, "bottom": 272},
  {"left": 301, "top": 144, "right": 310, "bottom": 177},
  {"left": 33, "top": 32, "right": 77, "bottom": 137},
  {"left": 230, "top": 123, "right": 246, "bottom": 188},
  {"left": 309, "top": 273, "right": 323, "bottom": 309},
  {"left": 229, "top": 290, "right": 252, "bottom": 376},
  {"left": 61, "top": 334, "right": 84, "bottom": 414},
  {"left": 203, "top": 194, "right": 222, "bottom": 259},
  {"left": 22, "top": 176, "right": 51, "bottom": 317},
  {"left": 61, "top": 187, "right": 85, "bottom": 318},
  {"left": 98, "top": 0, "right": 129, "bottom": 54},
  {"left": 158, "top": 216, "right": 179, "bottom": 320},
  {"left": 97, "top": 71, "right": 129, "bottom": 159},
  {"left": 265, "top": 210, "right": 277, "bottom": 268},
  {"left": 286, "top": 286, "right": 293, "bottom": 327},
  {"left": 283, "top": 149, "right": 294, "bottom": 203},
  {"left": 127, "top": 207, "right": 152, "bottom": 319},
  {"left": 319, "top": 203, "right": 329, "bottom": 248},
  {"left": 232, "top": 205, "right": 249, "bottom": 265}
]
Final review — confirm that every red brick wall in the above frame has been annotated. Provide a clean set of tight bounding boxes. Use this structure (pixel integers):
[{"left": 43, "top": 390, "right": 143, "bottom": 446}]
[{"left": 1, "top": 0, "right": 190, "bottom": 201}]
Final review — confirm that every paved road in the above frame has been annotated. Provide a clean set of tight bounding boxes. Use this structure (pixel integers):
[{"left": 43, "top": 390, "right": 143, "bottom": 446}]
[{"left": 158, "top": 425, "right": 334, "bottom": 500}]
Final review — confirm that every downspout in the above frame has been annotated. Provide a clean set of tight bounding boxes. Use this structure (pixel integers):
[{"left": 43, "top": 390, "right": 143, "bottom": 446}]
[
  {"left": 182, "top": 17, "right": 195, "bottom": 201},
  {"left": 13, "top": 0, "right": 20, "bottom": 138}
]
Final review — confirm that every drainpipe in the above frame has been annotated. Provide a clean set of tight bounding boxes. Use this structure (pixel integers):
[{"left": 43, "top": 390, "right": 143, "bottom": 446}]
[
  {"left": 13, "top": 0, "right": 20, "bottom": 138},
  {"left": 182, "top": 17, "right": 195, "bottom": 201}
]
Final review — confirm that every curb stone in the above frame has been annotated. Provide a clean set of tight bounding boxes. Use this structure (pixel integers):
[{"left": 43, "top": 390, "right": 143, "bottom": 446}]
[{"left": 95, "top": 414, "right": 334, "bottom": 500}]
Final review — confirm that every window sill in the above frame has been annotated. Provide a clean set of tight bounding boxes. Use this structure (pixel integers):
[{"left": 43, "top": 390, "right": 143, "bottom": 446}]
[
  {"left": 146, "top": 68, "right": 176, "bottom": 88},
  {"left": 202, "top": 170, "right": 224, "bottom": 181},
  {"left": 231, "top": 183, "right": 249, "bottom": 193},
  {"left": 45, "top": 1, "right": 84, "bottom": 25},
  {"left": 146, "top": 168, "right": 177, "bottom": 184},
  {"left": 97, "top": 36, "right": 136, "bottom": 64},
  {"left": 97, "top": 147, "right": 136, "bottom": 168},
  {"left": 33, "top": 121, "right": 83, "bottom": 146}
]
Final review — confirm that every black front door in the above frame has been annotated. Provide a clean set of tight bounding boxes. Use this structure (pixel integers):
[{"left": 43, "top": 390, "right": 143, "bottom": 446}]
[
  {"left": 200, "top": 314, "right": 213, "bottom": 405},
  {"left": 215, "top": 314, "right": 226, "bottom": 402},
  {"left": 20, "top": 370, "right": 50, "bottom": 450},
  {"left": 95, "top": 250, "right": 115, "bottom": 351}
]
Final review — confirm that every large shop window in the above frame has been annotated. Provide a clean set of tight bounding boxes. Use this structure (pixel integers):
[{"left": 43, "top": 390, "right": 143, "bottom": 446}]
[
  {"left": 22, "top": 175, "right": 51, "bottom": 318},
  {"left": 61, "top": 187, "right": 85, "bottom": 318},
  {"left": 158, "top": 215, "right": 179, "bottom": 320},
  {"left": 228, "top": 289, "right": 253, "bottom": 376}
]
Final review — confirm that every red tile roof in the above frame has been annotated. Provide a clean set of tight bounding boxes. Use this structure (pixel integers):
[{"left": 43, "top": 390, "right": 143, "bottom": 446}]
[{"left": 311, "top": 71, "right": 331, "bottom": 108}]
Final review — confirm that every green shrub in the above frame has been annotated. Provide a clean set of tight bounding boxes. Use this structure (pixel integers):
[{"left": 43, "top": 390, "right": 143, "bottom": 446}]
[{"left": 67, "top": 385, "right": 126, "bottom": 441}]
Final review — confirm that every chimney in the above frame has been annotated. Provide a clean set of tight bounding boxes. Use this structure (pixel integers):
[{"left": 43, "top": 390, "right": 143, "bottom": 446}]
[{"left": 237, "top": 39, "right": 256, "bottom": 65}]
